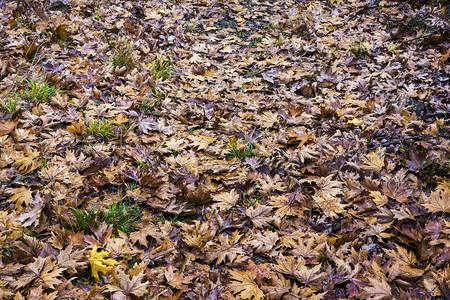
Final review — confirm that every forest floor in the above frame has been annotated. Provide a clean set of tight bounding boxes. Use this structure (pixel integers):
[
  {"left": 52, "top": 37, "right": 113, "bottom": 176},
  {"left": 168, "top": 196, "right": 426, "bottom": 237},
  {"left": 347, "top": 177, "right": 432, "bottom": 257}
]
[{"left": 0, "top": 0, "right": 449, "bottom": 299}]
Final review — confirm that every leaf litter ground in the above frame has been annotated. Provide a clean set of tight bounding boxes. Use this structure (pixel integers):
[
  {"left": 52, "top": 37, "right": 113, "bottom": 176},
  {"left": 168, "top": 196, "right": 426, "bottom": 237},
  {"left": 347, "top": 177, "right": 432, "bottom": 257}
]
[{"left": 0, "top": 0, "right": 449, "bottom": 299}]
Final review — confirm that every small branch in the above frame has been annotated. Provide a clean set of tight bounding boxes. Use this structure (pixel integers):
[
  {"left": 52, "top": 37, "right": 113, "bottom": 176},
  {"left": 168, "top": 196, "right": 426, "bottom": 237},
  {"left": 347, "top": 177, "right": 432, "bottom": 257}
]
[
  {"left": 402, "top": 30, "right": 440, "bottom": 43},
  {"left": 347, "top": 134, "right": 449, "bottom": 156}
]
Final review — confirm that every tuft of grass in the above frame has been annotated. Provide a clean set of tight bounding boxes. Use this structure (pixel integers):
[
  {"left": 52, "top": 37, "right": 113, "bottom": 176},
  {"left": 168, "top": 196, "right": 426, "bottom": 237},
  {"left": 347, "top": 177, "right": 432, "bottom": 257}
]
[
  {"left": 110, "top": 38, "right": 134, "bottom": 68},
  {"left": 102, "top": 201, "right": 143, "bottom": 234},
  {"left": 349, "top": 39, "right": 370, "bottom": 57},
  {"left": 142, "top": 97, "right": 160, "bottom": 115},
  {"left": 151, "top": 56, "right": 174, "bottom": 80},
  {"left": 21, "top": 78, "right": 57, "bottom": 103},
  {"left": 1, "top": 93, "right": 20, "bottom": 114},
  {"left": 228, "top": 137, "right": 254, "bottom": 159},
  {"left": 64, "top": 200, "right": 142, "bottom": 234},
  {"left": 242, "top": 184, "right": 262, "bottom": 208},
  {"left": 86, "top": 118, "right": 117, "bottom": 139},
  {"left": 68, "top": 206, "right": 101, "bottom": 232}
]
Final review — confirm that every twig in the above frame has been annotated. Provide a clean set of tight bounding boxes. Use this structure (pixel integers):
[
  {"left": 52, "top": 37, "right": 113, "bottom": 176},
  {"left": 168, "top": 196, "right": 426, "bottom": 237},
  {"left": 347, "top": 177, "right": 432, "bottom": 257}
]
[
  {"left": 403, "top": 30, "right": 441, "bottom": 43},
  {"left": 347, "top": 134, "right": 449, "bottom": 156}
]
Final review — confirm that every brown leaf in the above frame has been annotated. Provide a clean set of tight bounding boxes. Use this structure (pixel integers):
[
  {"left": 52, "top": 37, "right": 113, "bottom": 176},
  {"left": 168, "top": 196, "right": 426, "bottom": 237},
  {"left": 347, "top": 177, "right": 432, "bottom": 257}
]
[
  {"left": 0, "top": 119, "right": 17, "bottom": 136},
  {"left": 106, "top": 269, "right": 149, "bottom": 297}
]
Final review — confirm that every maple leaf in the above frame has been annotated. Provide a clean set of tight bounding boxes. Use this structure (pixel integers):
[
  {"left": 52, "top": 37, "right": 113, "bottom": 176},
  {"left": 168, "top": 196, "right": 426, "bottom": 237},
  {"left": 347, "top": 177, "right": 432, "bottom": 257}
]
[
  {"left": 247, "top": 230, "right": 279, "bottom": 253},
  {"left": 312, "top": 195, "right": 346, "bottom": 218},
  {"left": 130, "top": 225, "right": 166, "bottom": 247},
  {"left": 105, "top": 269, "right": 149, "bottom": 297},
  {"left": 294, "top": 264, "right": 326, "bottom": 288},
  {"left": 256, "top": 111, "right": 278, "bottom": 128},
  {"left": 12, "top": 147, "right": 41, "bottom": 174},
  {"left": 11, "top": 257, "right": 64, "bottom": 290},
  {"left": 245, "top": 205, "right": 273, "bottom": 228},
  {"left": 369, "top": 191, "right": 388, "bottom": 207},
  {"left": 422, "top": 188, "right": 450, "bottom": 214},
  {"left": 296, "top": 146, "right": 319, "bottom": 164},
  {"left": 8, "top": 187, "right": 33, "bottom": 211},
  {"left": 164, "top": 266, "right": 195, "bottom": 290},
  {"left": 228, "top": 270, "right": 264, "bottom": 300},
  {"left": 206, "top": 230, "right": 245, "bottom": 265},
  {"left": 213, "top": 190, "right": 239, "bottom": 211},
  {"left": 0, "top": 119, "right": 17, "bottom": 136},
  {"left": 269, "top": 194, "right": 304, "bottom": 218},
  {"left": 89, "top": 245, "right": 119, "bottom": 282},
  {"left": 17, "top": 191, "right": 45, "bottom": 227},
  {"left": 311, "top": 175, "right": 344, "bottom": 197},
  {"left": 56, "top": 245, "right": 85, "bottom": 274},
  {"left": 361, "top": 150, "right": 385, "bottom": 173},
  {"left": 362, "top": 277, "right": 392, "bottom": 300}
]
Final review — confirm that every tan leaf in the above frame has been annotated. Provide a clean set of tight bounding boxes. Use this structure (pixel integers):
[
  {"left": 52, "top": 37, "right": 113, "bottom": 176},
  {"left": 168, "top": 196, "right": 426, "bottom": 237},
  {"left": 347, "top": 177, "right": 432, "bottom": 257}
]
[
  {"left": 363, "top": 277, "right": 392, "bottom": 300},
  {"left": 8, "top": 187, "right": 33, "bottom": 210},
  {"left": 17, "top": 192, "right": 45, "bottom": 227},
  {"left": 269, "top": 195, "right": 304, "bottom": 218},
  {"left": 213, "top": 190, "right": 239, "bottom": 211},
  {"left": 11, "top": 257, "right": 64, "bottom": 290},
  {"left": 12, "top": 147, "right": 41, "bottom": 174},
  {"left": 206, "top": 230, "right": 245, "bottom": 265},
  {"left": 67, "top": 120, "right": 85, "bottom": 135},
  {"left": 361, "top": 151, "right": 385, "bottom": 173},
  {"left": 0, "top": 119, "right": 17, "bottom": 136},
  {"left": 228, "top": 270, "right": 264, "bottom": 300},
  {"left": 369, "top": 191, "right": 388, "bottom": 207},
  {"left": 422, "top": 188, "right": 450, "bottom": 214},
  {"left": 246, "top": 205, "right": 273, "bottom": 228},
  {"left": 256, "top": 111, "right": 278, "bottom": 128},
  {"left": 164, "top": 266, "right": 194, "bottom": 290},
  {"left": 312, "top": 195, "right": 346, "bottom": 218}
]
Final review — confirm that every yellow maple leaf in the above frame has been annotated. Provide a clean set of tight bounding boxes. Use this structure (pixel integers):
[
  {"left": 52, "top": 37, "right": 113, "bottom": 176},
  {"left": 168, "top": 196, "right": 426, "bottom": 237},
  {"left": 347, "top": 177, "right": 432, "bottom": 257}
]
[{"left": 89, "top": 245, "right": 119, "bottom": 281}]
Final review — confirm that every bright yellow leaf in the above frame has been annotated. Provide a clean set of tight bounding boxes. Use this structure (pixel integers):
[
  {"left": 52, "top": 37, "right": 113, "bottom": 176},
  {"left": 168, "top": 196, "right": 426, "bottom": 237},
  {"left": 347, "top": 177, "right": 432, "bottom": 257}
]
[
  {"left": 347, "top": 118, "right": 363, "bottom": 126},
  {"left": 89, "top": 245, "right": 119, "bottom": 282}
]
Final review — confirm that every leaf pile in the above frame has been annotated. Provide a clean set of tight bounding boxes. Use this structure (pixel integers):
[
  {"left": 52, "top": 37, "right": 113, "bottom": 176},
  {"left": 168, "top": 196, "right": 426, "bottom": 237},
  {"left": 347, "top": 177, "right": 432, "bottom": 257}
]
[{"left": 0, "top": 0, "right": 449, "bottom": 298}]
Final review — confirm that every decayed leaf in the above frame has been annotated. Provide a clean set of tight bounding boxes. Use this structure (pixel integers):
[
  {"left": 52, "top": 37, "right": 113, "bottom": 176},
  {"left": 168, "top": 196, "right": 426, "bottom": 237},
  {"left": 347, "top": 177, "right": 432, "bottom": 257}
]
[
  {"left": 89, "top": 245, "right": 119, "bottom": 282},
  {"left": 105, "top": 269, "right": 149, "bottom": 297},
  {"left": 269, "top": 195, "right": 304, "bottom": 218},
  {"left": 56, "top": 245, "right": 85, "bottom": 274},
  {"left": 228, "top": 270, "right": 264, "bottom": 300},
  {"left": 297, "top": 146, "right": 319, "bottom": 164},
  {"left": 312, "top": 195, "right": 346, "bottom": 218},
  {"left": 422, "top": 188, "right": 450, "bottom": 214},
  {"left": 369, "top": 191, "right": 388, "bottom": 207}
]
